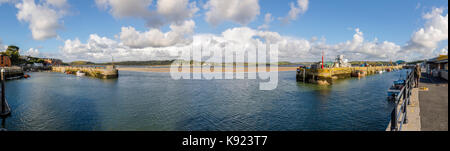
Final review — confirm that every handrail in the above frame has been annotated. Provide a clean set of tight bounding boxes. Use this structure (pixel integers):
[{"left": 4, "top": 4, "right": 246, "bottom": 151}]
[{"left": 390, "top": 69, "right": 416, "bottom": 131}]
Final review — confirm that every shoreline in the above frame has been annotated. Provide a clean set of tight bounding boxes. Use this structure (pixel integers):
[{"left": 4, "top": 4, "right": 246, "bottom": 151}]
[{"left": 117, "top": 67, "right": 298, "bottom": 73}]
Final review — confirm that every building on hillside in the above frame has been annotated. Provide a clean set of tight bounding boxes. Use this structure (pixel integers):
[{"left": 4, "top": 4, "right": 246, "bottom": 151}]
[
  {"left": 425, "top": 55, "right": 448, "bottom": 80},
  {"left": 0, "top": 55, "right": 12, "bottom": 67},
  {"left": 43, "top": 58, "right": 63, "bottom": 66}
]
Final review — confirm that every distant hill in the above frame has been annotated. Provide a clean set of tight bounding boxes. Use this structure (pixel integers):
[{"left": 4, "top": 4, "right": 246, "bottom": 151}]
[
  {"left": 67, "top": 60, "right": 175, "bottom": 66},
  {"left": 69, "top": 61, "right": 96, "bottom": 65},
  {"left": 349, "top": 61, "right": 393, "bottom": 66}
]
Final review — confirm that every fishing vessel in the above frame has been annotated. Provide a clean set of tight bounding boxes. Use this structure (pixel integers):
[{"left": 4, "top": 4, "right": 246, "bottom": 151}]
[{"left": 387, "top": 79, "right": 405, "bottom": 101}]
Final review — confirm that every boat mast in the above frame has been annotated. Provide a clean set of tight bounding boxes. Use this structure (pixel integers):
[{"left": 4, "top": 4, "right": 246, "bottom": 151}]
[{"left": 322, "top": 50, "right": 324, "bottom": 69}]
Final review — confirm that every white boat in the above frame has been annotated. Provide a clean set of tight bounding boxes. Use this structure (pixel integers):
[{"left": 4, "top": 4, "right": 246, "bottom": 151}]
[
  {"left": 387, "top": 80, "right": 405, "bottom": 101},
  {"left": 76, "top": 71, "right": 86, "bottom": 77},
  {"left": 377, "top": 70, "right": 383, "bottom": 74}
]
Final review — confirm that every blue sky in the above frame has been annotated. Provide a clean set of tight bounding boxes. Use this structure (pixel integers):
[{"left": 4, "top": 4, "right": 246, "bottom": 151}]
[{"left": 0, "top": 0, "right": 448, "bottom": 62}]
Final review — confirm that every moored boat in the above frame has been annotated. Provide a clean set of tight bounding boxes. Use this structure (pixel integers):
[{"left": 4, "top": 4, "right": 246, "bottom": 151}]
[
  {"left": 351, "top": 70, "right": 366, "bottom": 77},
  {"left": 76, "top": 71, "right": 86, "bottom": 77},
  {"left": 387, "top": 79, "right": 405, "bottom": 101}
]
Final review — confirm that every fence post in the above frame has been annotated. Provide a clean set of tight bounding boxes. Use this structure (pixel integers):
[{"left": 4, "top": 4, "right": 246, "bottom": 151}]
[
  {"left": 403, "top": 97, "right": 408, "bottom": 124},
  {"left": 391, "top": 108, "right": 397, "bottom": 131}
]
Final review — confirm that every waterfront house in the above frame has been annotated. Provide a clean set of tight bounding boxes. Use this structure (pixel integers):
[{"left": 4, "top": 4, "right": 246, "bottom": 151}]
[
  {"left": 43, "top": 58, "right": 63, "bottom": 66},
  {"left": 0, "top": 55, "right": 12, "bottom": 67},
  {"left": 33, "top": 63, "right": 44, "bottom": 67},
  {"left": 425, "top": 55, "right": 448, "bottom": 80}
]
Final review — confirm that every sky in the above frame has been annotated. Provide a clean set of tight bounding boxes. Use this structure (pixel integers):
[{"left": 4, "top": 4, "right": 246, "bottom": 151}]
[{"left": 0, "top": 0, "right": 448, "bottom": 63}]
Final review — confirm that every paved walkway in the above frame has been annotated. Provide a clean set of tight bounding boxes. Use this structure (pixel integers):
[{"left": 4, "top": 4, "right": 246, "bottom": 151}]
[
  {"left": 386, "top": 88, "right": 421, "bottom": 131},
  {"left": 418, "top": 73, "right": 448, "bottom": 131}
]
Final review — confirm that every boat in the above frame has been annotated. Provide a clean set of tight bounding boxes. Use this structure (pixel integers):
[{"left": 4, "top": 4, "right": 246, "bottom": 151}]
[
  {"left": 24, "top": 74, "right": 31, "bottom": 78},
  {"left": 387, "top": 79, "right": 405, "bottom": 101},
  {"left": 76, "top": 71, "right": 86, "bottom": 77},
  {"left": 351, "top": 70, "right": 366, "bottom": 77},
  {"left": 377, "top": 70, "right": 383, "bottom": 74}
]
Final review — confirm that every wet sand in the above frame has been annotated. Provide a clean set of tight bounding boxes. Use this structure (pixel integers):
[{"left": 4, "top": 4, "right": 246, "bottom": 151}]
[{"left": 117, "top": 66, "right": 298, "bottom": 73}]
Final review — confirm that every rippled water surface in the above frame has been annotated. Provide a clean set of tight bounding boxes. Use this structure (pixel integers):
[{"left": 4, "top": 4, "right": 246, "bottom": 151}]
[{"left": 3, "top": 70, "right": 408, "bottom": 131}]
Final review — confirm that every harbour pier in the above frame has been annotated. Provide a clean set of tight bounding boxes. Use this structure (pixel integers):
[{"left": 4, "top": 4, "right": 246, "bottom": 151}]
[
  {"left": 1, "top": 69, "right": 11, "bottom": 118},
  {"left": 296, "top": 65, "right": 403, "bottom": 85},
  {"left": 2, "top": 66, "right": 24, "bottom": 80},
  {"left": 52, "top": 65, "right": 119, "bottom": 79}
]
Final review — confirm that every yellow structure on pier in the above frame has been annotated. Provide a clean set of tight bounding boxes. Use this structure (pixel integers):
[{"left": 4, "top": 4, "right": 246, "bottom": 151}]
[{"left": 296, "top": 65, "right": 403, "bottom": 85}]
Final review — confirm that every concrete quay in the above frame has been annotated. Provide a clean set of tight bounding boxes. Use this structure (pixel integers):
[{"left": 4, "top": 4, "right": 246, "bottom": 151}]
[
  {"left": 2, "top": 66, "right": 24, "bottom": 79},
  {"left": 296, "top": 65, "right": 403, "bottom": 85},
  {"left": 52, "top": 66, "right": 119, "bottom": 79},
  {"left": 386, "top": 73, "right": 448, "bottom": 131}
]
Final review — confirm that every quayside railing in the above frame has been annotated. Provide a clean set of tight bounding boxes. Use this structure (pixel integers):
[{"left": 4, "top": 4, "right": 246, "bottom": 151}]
[{"left": 389, "top": 70, "right": 416, "bottom": 131}]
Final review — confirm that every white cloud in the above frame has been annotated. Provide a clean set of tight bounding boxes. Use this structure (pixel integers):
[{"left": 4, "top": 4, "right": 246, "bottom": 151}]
[
  {"left": 0, "top": 0, "right": 17, "bottom": 5},
  {"left": 45, "top": 0, "right": 68, "bottom": 8},
  {"left": 0, "top": 38, "right": 5, "bottom": 52},
  {"left": 321, "top": 28, "right": 402, "bottom": 61},
  {"left": 204, "top": 0, "right": 260, "bottom": 26},
  {"left": 95, "top": 0, "right": 152, "bottom": 18},
  {"left": 57, "top": 6, "right": 447, "bottom": 63},
  {"left": 281, "top": 0, "right": 309, "bottom": 24},
  {"left": 58, "top": 26, "right": 406, "bottom": 63},
  {"left": 439, "top": 46, "right": 448, "bottom": 55},
  {"left": 120, "top": 20, "right": 195, "bottom": 48},
  {"left": 16, "top": 0, "right": 68, "bottom": 40},
  {"left": 60, "top": 34, "right": 187, "bottom": 62},
  {"left": 23, "top": 48, "right": 40, "bottom": 57},
  {"left": 95, "top": 0, "right": 198, "bottom": 28},
  {"left": 258, "top": 13, "right": 273, "bottom": 30},
  {"left": 411, "top": 8, "right": 448, "bottom": 48},
  {"left": 157, "top": 0, "right": 198, "bottom": 25},
  {"left": 403, "top": 8, "right": 448, "bottom": 59}
]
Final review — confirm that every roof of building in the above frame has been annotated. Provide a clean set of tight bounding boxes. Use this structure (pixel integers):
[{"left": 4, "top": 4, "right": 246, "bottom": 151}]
[{"left": 427, "top": 55, "right": 448, "bottom": 63}]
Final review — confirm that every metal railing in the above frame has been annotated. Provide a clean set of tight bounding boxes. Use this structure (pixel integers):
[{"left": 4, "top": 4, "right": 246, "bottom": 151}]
[{"left": 390, "top": 70, "right": 416, "bottom": 131}]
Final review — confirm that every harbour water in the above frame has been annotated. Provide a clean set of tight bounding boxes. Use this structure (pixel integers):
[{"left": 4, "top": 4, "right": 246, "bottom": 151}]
[{"left": 3, "top": 69, "right": 408, "bottom": 131}]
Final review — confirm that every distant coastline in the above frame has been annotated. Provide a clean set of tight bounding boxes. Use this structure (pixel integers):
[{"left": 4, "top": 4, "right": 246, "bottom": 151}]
[{"left": 117, "top": 66, "right": 299, "bottom": 73}]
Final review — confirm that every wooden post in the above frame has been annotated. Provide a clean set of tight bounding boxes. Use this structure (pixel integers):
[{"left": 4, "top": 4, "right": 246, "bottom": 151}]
[{"left": 1, "top": 69, "right": 5, "bottom": 114}]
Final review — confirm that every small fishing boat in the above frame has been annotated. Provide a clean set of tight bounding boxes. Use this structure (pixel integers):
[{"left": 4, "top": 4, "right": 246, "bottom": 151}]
[
  {"left": 387, "top": 79, "right": 405, "bottom": 101},
  {"left": 351, "top": 70, "right": 366, "bottom": 77},
  {"left": 377, "top": 70, "right": 383, "bottom": 74},
  {"left": 76, "top": 71, "right": 86, "bottom": 77},
  {"left": 24, "top": 74, "right": 31, "bottom": 78}
]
